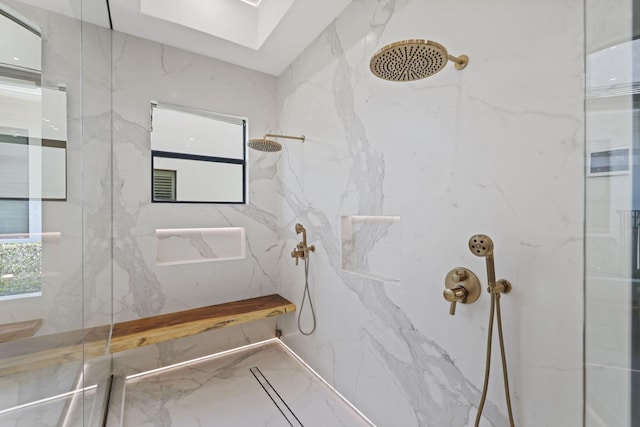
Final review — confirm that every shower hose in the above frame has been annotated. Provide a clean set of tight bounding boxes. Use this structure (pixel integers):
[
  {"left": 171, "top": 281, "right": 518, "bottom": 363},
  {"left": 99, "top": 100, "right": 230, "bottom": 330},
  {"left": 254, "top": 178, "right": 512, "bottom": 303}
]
[
  {"left": 475, "top": 292, "right": 515, "bottom": 427},
  {"left": 297, "top": 254, "right": 316, "bottom": 335}
]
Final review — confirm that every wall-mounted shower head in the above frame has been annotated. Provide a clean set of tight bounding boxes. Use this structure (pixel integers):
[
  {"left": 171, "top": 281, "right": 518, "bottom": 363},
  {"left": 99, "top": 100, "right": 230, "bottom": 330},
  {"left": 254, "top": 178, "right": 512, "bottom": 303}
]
[
  {"left": 248, "top": 137, "right": 282, "bottom": 152},
  {"left": 247, "top": 133, "right": 305, "bottom": 153},
  {"left": 469, "top": 234, "right": 494, "bottom": 257},
  {"left": 369, "top": 39, "right": 468, "bottom": 82}
]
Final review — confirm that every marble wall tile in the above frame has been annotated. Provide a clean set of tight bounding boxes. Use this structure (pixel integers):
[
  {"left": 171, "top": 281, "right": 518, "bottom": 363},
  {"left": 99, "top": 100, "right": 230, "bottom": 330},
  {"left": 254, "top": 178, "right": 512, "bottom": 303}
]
[
  {"left": 111, "top": 321, "right": 278, "bottom": 378},
  {"left": 1, "top": 0, "right": 590, "bottom": 425},
  {"left": 156, "top": 227, "right": 246, "bottom": 266},
  {"left": 277, "top": 0, "right": 584, "bottom": 426},
  {"left": 81, "top": 20, "right": 113, "bottom": 331},
  {"left": 111, "top": 31, "right": 283, "bottom": 372},
  {"left": 341, "top": 215, "right": 401, "bottom": 283}
]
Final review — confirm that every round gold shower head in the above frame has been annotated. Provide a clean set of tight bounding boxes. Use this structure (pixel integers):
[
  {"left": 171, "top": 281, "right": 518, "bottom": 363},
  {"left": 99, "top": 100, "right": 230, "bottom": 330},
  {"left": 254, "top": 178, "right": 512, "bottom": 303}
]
[
  {"left": 247, "top": 134, "right": 305, "bottom": 153},
  {"left": 248, "top": 138, "right": 282, "bottom": 152},
  {"left": 369, "top": 39, "right": 468, "bottom": 82},
  {"left": 469, "top": 234, "right": 494, "bottom": 257}
]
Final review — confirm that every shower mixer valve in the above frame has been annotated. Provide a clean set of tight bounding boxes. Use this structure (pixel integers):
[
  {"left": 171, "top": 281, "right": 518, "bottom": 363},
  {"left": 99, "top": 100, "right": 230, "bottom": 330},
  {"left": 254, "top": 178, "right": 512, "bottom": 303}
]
[
  {"left": 443, "top": 267, "right": 481, "bottom": 315},
  {"left": 291, "top": 223, "right": 315, "bottom": 265},
  {"left": 443, "top": 234, "right": 512, "bottom": 315},
  {"left": 443, "top": 235, "right": 516, "bottom": 427}
]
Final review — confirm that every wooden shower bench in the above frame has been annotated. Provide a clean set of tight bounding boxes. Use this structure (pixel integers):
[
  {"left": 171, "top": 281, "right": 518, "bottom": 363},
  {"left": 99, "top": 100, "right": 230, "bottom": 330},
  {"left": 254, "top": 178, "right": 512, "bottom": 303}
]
[
  {"left": 0, "top": 294, "right": 295, "bottom": 376},
  {"left": 110, "top": 294, "right": 295, "bottom": 353}
]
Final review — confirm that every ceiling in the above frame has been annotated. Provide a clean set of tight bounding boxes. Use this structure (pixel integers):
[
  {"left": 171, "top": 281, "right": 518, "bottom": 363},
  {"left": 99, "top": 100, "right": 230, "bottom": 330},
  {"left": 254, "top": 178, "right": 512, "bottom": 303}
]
[{"left": 15, "top": 0, "right": 352, "bottom": 76}]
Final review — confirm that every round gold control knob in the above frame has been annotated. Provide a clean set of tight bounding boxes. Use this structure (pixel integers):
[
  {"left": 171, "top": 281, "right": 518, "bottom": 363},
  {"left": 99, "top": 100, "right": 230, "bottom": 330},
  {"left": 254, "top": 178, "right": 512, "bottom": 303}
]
[
  {"left": 443, "top": 287, "right": 466, "bottom": 302},
  {"left": 452, "top": 269, "right": 467, "bottom": 282},
  {"left": 443, "top": 288, "right": 456, "bottom": 302}
]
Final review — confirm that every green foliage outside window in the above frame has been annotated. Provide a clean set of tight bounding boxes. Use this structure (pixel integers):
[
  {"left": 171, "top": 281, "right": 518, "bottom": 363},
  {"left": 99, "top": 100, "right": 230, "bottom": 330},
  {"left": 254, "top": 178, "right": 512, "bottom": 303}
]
[{"left": 0, "top": 242, "right": 42, "bottom": 297}]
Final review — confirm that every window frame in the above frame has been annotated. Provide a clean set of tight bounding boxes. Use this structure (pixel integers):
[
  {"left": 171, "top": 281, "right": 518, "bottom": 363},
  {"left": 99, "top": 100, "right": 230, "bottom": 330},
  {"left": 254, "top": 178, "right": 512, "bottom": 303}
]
[{"left": 150, "top": 102, "right": 247, "bottom": 204}]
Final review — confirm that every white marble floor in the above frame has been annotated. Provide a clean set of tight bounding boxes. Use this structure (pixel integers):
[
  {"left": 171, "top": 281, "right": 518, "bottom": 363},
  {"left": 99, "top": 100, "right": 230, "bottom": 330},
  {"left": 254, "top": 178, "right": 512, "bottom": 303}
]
[
  {"left": 119, "top": 340, "right": 373, "bottom": 427},
  {"left": 0, "top": 386, "right": 96, "bottom": 427}
]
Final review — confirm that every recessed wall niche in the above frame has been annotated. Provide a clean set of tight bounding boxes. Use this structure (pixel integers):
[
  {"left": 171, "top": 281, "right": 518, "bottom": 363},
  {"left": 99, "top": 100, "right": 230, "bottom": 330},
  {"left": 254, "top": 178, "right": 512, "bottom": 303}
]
[
  {"left": 156, "top": 227, "right": 245, "bottom": 266},
  {"left": 341, "top": 216, "right": 400, "bottom": 283}
]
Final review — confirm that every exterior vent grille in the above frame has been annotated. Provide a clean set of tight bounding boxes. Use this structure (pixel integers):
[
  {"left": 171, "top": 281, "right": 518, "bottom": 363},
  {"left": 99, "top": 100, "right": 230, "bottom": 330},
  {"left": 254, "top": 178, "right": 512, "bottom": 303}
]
[{"left": 153, "top": 169, "right": 176, "bottom": 201}]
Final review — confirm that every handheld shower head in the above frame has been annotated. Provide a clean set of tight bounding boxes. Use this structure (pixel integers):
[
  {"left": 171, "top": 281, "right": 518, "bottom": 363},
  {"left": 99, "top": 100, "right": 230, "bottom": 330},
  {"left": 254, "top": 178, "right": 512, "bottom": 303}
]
[
  {"left": 469, "top": 234, "right": 497, "bottom": 289},
  {"left": 295, "top": 223, "right": 308, "bottom": 247},
  {"left": 469, "top": 234, "right": 494, "bottom": 257},
  {"left": 247, "top": 133, "right": 305, "bottom": 153}
]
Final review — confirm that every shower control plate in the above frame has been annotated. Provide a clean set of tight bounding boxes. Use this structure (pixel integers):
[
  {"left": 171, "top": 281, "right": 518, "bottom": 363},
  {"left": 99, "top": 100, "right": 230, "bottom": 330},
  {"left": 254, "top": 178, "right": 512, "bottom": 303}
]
[{"left": 444, "top": 267, "right": 481, "bottom": 304}]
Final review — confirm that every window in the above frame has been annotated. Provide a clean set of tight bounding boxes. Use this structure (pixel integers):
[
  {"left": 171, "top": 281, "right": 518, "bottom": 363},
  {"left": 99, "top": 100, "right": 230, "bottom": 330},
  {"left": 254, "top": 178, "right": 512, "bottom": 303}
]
[
  {"left": 150, "top": 103, "right": 246, "bottom": 203},
  {"left": 0, "top": 11, "right": 48, "bottom": 299}
]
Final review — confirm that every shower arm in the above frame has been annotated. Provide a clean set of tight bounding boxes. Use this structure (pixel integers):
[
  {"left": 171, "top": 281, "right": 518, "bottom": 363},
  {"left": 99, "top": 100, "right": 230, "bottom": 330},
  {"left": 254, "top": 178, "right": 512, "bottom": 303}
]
[
  {"left": 264, "top": 133, "right": 305, "bottom": 142},
  {"left": 447, "top": 54, "right": 468, "bottom": 69}
]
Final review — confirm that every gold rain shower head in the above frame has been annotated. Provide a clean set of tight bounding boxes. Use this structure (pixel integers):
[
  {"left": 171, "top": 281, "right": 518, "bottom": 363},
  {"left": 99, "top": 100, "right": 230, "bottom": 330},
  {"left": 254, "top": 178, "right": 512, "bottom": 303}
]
[
  {"left": 369, "top": 39, "right": 468, "bottom": 82},
  {"left": 247, "top": 133, "right": 305, "bottom": 153}
]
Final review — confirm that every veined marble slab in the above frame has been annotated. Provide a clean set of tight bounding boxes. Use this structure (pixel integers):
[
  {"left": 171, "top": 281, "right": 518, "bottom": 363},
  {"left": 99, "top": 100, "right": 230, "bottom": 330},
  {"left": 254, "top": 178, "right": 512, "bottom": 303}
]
[
  {"left": 0, "top": 386, "right": 97, "bottom": 427},
  {"left": 120, "top": 340, "right": 373, "bottom": 427},
  {"left": 156, "top": 227, "right": 246, "bottom": 266},
  {"left": 341, "top": 215, "right": 401, "bottom": 283}
]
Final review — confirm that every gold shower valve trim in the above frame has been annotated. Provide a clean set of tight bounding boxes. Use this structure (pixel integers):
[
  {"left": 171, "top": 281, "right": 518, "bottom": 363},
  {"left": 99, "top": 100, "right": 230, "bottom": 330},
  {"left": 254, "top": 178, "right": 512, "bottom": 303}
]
[
  {"left": 443, "top": 267, "right": 481, "bottom": 315},
  {"left": 291, "top": 223, "right": 315, "bottom": 266},
  {"left": 290, "top": 222, "right": 317, "bottom": 335},
  {"left": 444, "top": 234, "right": 515, "bottom": 426}
]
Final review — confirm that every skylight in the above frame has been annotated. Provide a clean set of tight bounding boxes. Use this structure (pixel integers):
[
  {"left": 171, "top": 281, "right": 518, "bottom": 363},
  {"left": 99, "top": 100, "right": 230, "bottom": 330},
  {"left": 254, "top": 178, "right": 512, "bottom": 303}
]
[
  {"left": 140, "top": 0, "right": 293, "bottom": 50},
  {"left": 238, "top": 0, "right": 262, "bottom": 6}
]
